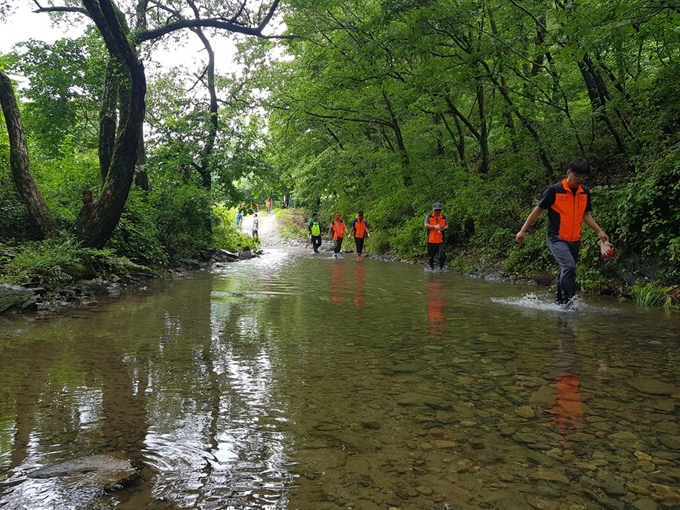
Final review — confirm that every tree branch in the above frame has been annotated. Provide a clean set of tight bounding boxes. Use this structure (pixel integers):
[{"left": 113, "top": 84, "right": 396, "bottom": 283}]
[
  {"left": 134, "top": 0, "right": 288, "bottom": 43},
  {"left": 32, "top": 0, "right": 90, "bottom": 17},
  {"left": 135, "top": 18, "right": 291, "bottom": 42}
]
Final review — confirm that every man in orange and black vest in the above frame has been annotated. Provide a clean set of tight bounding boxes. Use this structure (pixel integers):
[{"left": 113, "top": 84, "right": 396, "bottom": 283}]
[
  {"left": 516, "top": 158, "right": 609, "bottom": 306},
  {"left": 424, "top": 202, "right": 449, "bottom": 271}
]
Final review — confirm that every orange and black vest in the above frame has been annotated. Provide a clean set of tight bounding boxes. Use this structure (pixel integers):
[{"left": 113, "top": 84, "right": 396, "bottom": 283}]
[
  {"left": 354, "top": 219, "right": 368, "bottom": 238},
  {"left": 542, "top": 179, "right": 591, "bottom": 242},
  {"left": 426, "top": 213, "right": 447, "bottom": 243},
  {"left": 331, "top": 220, "right": 345, "bottom": 240}
]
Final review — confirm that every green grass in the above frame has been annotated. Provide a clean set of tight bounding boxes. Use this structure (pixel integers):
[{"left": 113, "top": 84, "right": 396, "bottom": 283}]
[
  {"left": 275, "top": 208, "right": 308, "bottom": 241},
  {"left": 631, "top": 282, "right": 675, "bottom": 309}
]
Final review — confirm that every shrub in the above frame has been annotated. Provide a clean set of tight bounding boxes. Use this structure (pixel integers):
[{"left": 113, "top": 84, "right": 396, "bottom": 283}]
[
  {"left": 108, "top": 188, "right": 168, "bottom": 266},
  {"left": 612, "top": 149, "right": 680, "bottom": 282},
  {"left": 150, "top": 183, "right": 212, "bottom": 260},
  {"left": 1, "top": 234, "right": 145, "bottom": 285},
  {"left": 2, "top": 236, "right": 83, "bottom": 284},
  {"left": 392, "top": 215, "right": 428, "bottom": 258},
  {"left": 504, "top": 227, "right": 554, "bottom": 277},
  {"left": 212, "top": 204, "right": 259, "bottom": 251}
]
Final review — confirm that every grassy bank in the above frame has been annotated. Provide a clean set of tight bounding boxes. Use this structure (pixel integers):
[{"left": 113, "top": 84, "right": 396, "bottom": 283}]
[{"left": 275, "top": 208, "right": 308, "bottom": 242}]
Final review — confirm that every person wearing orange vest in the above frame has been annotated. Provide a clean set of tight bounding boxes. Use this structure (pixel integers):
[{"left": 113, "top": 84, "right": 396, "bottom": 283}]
[
  {"left": 516, "top": 158, "right": 609, "bottom": 306},
  {"left": 351, "top": 210, "right": 370, "bottom": 261},
  {"left": 327, "top": 211, "right": 346, "bottom": 259},
  {"left": 424, "top": 202, "right": 449, "bottom": 270}
]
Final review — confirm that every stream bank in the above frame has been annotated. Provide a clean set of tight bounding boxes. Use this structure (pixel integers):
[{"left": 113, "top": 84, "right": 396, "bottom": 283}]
[{"left": 0, "top": 247, "right": 262, "bottom": 315}]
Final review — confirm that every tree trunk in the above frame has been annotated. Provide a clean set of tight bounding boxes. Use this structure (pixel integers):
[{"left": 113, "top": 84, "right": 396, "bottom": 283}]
[
  {"left": 77, "top": 60, "right": 146, "bottom": 248},
  {"left": 99, "top": 58, "right": 120, "bottom": 184},
  {"left": 75, "top": 0, "right": 147, "bottom": 248},
  {"left": 578, "top": 56, "right": 626, "bottom": 154},
  {"left": 382, "top": 91, "right": 409, "bottom": 166},
  {"left": 192, "top": 27, "right": 218, "bottom": 190},
  {"left": 439, "top": 111, "right": 465, "bottom": 163},
  {"left": 0, "top": 70, "right": 52, "bottom": 239},
  {"left": 475, "top": 82, "right": 489, "bottom": 173}
]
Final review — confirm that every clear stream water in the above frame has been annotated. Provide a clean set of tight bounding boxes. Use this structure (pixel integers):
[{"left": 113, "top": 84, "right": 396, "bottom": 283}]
[{"left": 0, "top": 248, "right": 679, "bottom": 510}]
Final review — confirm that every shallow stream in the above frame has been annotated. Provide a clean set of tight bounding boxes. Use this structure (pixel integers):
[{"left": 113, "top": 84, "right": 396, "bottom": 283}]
[{"left": 1, "top": 248, "right": 679, "bottom": 509}]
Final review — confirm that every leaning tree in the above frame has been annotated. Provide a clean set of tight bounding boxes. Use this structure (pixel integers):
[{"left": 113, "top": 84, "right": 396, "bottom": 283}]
[{"left": 19, "top": 0, "right": 282, "bottom": 248}]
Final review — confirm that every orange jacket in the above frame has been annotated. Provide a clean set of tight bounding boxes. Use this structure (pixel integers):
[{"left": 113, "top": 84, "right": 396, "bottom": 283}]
[
  {"left": 548, "top": 179, "right": 590, "bottom": 242},
  {"left": 330, "top": 220, "right": 346, "bottom": 240},
  {"left": 353, "top": 219, "right": 368, "bottom": 238},
  {"left": 426, "top": 213, "right": 447, "bottom": 243}
]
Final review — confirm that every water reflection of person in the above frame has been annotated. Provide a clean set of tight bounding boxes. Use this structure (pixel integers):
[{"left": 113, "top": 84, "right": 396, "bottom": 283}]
[
  {"left": 550, "top": 317, "right": 584, "bottom": 442},
  {"left": 353, "top": 262, "right": 366, "bottom": 307},
  {"left": 330, "top": 260, "right": 345, "bottom": 304},
  {"left": 426, "top": 277, "right": 446, "bottom": 340}
]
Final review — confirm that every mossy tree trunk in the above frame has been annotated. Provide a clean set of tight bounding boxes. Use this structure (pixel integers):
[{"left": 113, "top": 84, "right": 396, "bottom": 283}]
[
  {"left": 73, "top": 0, "right": 146, "bottom": 248},
  {"left": 0, "top": 70, "right": 52, "bottom": 239}
]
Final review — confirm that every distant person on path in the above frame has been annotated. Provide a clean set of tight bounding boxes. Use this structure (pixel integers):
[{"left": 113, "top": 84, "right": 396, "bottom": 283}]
[
  {"left": 308, "top": 212, "right": 323, "bottom": 253},
  {"left": 328, "top": 212, "right": 346, "bottom": 259},
  {"left": 351, "top": 210, "right": 370, "bottom": 260},
  {"left": 425, "top": 202, "right": 449, "bottom": 270},
  {"left": 236, "top": 211, "right": 243, "bottom": 228},
  {"left": 252, "top": 213, "right": 259, "bottom": 238},
  {"left": 515, "top": 158, "right": 609, "bottom": 306},
  {"left": 265, "top": 198, "right": 272, "bottom": 214}
]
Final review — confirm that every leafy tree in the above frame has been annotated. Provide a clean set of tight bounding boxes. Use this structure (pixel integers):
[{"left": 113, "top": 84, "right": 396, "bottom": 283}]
[
  {"left": 260, "top": 0, "right": 680, "bottom": 286},
  {"left": 9, "top": 31, "right": 106, "bottom": 158},
  {"left": 12, "top": 0, "right": 284, "bottom": 248}
]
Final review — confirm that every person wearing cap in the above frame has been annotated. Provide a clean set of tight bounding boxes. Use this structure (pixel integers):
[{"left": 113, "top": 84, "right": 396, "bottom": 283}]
[
  {"left": 308, "top": 212, "right": 323, "bottom": 253},
  {"left": 516, "top": 158, "right": 609, "bottom": 306},
  {"left": 327, "top": 211, "right": 346, "bottom": 259},
  {"left": 424, "top": 202, "right": 449, "bottom": 270},
  {"left": 351, "top": 210, "right": 370, "bottom": 260}
]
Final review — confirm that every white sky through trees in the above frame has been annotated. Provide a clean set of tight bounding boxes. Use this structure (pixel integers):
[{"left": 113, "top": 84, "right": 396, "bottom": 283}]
[
  {"left": 1, "top": 2, "right": 241, "bottom": 78},
  {"left": 1, "top": 3, "right": 78, "bottom": 52}
]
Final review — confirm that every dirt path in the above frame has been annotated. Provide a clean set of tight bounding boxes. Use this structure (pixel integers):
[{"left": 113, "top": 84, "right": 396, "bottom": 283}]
[{"left": 243, "top": 211, "right": 285, "bottom": 248}]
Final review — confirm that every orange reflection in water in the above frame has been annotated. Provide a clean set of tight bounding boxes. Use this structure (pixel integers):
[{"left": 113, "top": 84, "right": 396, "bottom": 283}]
[
  {"left": 330, "top": 261, "right": 345, "bottom": 304},
  {"left": 426, "top": 278, "right": 446, "bottom": 339},
  {"left": 550, "top": 319, "right": 584, "bottom": 442},
  {"left": 353, "top": 263, "right": 366, "bottom": 307},
  {"left": 552, "top": 372, "right": 584, "bottom": 440}
]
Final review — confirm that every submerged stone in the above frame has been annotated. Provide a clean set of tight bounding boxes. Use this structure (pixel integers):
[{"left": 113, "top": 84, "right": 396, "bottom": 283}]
[
  {"left": 420, "top": 440, "right": 456, "bottom": 451},
  {"left": 515, "top": 405, "right": 536, "bottom": 419},
  {"left": 28, "top": 454, "right": 137, "bottom": 490},
  {"left": 657, "top": 436, "right": 680, "bottom": 450},
  {"left": 628, "top": 378, "right": 677, "bottom": 395}
]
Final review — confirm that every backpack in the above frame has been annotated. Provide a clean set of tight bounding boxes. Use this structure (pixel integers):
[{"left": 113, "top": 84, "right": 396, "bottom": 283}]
[{"left": 310, "top": 221, "right": 321, "bottom": 236}]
